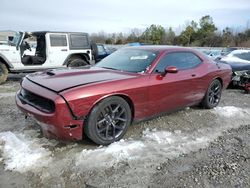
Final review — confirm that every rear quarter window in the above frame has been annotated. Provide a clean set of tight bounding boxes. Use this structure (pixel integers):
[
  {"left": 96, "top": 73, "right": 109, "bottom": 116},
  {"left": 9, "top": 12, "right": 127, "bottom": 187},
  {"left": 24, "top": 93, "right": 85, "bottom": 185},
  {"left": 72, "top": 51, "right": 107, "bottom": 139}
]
[{"left": 69, "top": 34, "right": 90, "bottom": 49}]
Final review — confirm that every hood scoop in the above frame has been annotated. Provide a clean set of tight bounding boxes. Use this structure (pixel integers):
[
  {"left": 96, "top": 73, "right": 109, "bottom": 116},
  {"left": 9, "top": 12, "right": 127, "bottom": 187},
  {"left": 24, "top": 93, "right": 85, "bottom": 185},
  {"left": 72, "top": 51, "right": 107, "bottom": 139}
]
[{"left": 46, "top": 70, "right": 55, "bottom": 76}]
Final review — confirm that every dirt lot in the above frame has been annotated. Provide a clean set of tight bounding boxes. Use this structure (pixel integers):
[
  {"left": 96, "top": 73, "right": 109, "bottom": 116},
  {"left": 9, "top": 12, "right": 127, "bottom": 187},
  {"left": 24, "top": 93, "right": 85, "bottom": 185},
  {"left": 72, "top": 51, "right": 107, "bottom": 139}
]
[{"left": 0, "top": 75, "right": 250, "bottom": 188}]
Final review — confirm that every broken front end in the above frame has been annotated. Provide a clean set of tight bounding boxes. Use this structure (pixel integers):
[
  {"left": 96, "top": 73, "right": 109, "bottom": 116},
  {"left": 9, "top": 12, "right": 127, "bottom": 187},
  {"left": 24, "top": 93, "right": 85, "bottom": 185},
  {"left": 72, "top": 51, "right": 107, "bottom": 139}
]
[{"left": 232, "top": 70, "right": 250, "bottom": 93}]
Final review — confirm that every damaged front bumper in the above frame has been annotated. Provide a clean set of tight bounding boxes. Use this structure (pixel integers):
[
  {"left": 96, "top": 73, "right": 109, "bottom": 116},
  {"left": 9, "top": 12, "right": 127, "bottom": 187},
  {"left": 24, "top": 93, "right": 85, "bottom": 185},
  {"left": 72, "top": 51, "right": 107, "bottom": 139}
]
[
  {"left": 232, "top": 70, "right": 250, "bottom": 93},
  {"left": 15, "top": 78, "right": 85, "bottom": 141}
]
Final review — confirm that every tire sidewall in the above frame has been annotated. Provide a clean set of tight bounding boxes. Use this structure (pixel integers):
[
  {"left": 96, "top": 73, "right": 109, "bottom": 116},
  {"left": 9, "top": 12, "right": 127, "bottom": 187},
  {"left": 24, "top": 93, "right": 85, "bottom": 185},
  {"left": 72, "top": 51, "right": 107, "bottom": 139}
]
[
  {"left": 85, "top": 96, "right": 132, "bottom": 145},
  {"left": 67, "top": 58, "right": 88, "bottom": 67},
  {"left": 203, "top": 79, "right": 222, "bottom": 109},
  {"left": 0, "top": 63, "right": 8, "bottom": 84}
]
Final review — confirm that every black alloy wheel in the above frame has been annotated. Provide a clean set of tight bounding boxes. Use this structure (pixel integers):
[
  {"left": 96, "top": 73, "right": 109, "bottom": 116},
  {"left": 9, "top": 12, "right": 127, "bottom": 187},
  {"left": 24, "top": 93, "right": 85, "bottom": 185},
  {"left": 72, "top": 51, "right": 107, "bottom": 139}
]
[
  {"left": 202, "top": 79, "right": 222, "bottom": 109},
  {"left": 85, "top": 96, "right": 131, "bottom": 145}
]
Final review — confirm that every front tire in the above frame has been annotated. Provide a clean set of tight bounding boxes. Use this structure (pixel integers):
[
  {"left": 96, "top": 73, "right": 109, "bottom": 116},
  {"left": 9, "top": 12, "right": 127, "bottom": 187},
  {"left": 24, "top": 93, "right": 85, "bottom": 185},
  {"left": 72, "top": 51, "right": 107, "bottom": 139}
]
[
  {"left": 201, "top": 79, "right": 222, "bottom": 109},
  {"left": 84, "top": 96, "right": 132, "bottom": 145},
  {"left": 0, "top": 63, "right": 8, "bottom": 84}
]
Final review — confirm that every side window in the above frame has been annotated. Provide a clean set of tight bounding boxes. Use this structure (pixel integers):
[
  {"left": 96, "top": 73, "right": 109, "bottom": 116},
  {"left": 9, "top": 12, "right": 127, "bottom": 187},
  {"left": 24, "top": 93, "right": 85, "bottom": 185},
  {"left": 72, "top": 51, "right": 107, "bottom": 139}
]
[
  {"left": 97, "top": 45, "right": 105, "bottom": 55},
  {"left": 50, "top": 35, "right": 67, "bottom": 47},
  {"left": 69, "top": 34, "right": 89, "bottom": 49},
  {"left": 154, "top": 52, "right": 202, "bottom": 72},
  {"left": 234, "top": 52, "right": 250, "bottom": 61}
]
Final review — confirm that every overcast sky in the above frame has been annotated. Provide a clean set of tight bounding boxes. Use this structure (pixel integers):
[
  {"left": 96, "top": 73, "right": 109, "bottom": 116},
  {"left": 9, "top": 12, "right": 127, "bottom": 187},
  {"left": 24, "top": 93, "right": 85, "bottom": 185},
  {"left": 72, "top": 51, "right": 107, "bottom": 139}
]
[{"left": 1, "top": 0, "right": 250, "bottom": 34}]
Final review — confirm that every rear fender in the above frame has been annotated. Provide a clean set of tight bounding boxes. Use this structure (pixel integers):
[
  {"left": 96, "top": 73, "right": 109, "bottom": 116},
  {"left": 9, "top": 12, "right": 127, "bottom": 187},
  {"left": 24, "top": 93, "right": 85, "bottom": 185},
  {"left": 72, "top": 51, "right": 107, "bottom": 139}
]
[{"left": 63, "top": 53, "right": 90, "bottom": 65}]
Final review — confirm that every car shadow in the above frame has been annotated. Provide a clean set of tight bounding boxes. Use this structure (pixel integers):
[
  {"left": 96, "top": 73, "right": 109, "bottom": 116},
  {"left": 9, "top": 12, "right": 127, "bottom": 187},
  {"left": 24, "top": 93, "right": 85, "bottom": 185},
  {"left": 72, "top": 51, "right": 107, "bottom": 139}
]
[{"left": 7, "top": 73, "right": 27, "bottom": 82}]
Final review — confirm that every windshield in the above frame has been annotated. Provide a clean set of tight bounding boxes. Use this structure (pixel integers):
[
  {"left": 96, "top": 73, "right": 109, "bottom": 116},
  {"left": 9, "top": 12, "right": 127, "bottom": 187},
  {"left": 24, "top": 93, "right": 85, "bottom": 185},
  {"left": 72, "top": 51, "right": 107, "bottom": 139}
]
[
  {"left": 95, "top": 48, "right": 159, "bottom": 73},
  {"left": 11, "top": 32, "right": 22, "bottom": 46}
]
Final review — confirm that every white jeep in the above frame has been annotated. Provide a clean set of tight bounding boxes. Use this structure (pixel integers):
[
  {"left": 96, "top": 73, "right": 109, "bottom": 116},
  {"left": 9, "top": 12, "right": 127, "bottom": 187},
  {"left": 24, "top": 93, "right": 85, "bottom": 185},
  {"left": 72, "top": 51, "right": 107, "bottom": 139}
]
[{"left": 0, "top": 31, "right": 93, "bottom": 84}]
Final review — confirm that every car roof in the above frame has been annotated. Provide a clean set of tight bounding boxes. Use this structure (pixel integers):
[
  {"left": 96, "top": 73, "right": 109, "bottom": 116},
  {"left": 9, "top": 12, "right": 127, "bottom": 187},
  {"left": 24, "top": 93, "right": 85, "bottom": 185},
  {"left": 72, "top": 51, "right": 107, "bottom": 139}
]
[
  {"left": 230, "top": 49, "right": 250, "bottom": 54},
  {"left": 27, "top": 31, "right": 89, "bottom": 36}
]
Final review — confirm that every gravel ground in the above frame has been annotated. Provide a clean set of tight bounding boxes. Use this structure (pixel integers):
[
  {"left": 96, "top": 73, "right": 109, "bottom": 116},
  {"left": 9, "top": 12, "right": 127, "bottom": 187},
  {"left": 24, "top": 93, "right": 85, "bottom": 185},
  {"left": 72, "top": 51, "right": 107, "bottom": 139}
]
[{"left": 0, "top": 74, "right": 249, "bottom": 188}]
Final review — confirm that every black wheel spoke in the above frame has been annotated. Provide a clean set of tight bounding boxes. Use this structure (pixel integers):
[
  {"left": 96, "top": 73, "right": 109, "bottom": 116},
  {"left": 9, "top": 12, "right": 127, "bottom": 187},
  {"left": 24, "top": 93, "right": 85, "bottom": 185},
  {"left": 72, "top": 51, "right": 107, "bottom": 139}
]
[
  {"left": 112, "top": 105, "right": 120, "bottom": 114},
  {"left": 209, "top": 96, "right": 213, "bottom": 103},
  {"left": 107, "top": 105, "right": 113, "bottom": 114},
  {"left": 100, "top": 109, "right": 106, "bottom": 117},
  {"left": 97, "top": 118, "right": 106, "bottom": 125},
  {"left": 117, "top": 108, "right": 125, "bottom": 117},
  {"left": 211, "top": 96, "right": 215, "bottom": 104},
  {"left": 98, "top": 126, "right": 108, "bottom": 133},
  {"left": 114, "top": 125, "right": 124, "bottom": 130},
  {"left": 115, "top": 117, "right": 127, "bottom": 122},
  {"left": 214, "top": 89, "right": 220, "bottom": 95},
  {"left": 112, "top": 125, "right": 116, "bottom": 139},
  {"left": 105, "top": 125, "right": 110, "bottom": 138}
]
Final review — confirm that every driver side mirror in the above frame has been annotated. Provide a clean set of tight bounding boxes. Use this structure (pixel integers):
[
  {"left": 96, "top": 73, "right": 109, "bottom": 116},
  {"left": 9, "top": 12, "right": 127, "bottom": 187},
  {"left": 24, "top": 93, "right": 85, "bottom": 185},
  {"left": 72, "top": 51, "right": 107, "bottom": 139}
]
[{"left": 161, "top": 66, "right": 178, "bottom": 77}]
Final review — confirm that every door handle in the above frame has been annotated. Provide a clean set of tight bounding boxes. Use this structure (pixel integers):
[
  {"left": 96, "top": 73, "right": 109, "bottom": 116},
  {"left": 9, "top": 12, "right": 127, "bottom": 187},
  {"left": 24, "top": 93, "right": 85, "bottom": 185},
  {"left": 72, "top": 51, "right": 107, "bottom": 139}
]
[
  {"left": 191, "top": 74, "right": 196, "bottom": 77},
  {"left": 61, "top": 49, "right": 68, "bottom": 51}
]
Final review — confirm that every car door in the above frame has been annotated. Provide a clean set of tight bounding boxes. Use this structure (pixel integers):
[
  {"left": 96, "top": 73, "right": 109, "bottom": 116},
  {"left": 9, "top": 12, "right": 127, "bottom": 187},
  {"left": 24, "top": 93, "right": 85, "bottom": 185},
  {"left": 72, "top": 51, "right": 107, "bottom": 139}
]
[
  {"left": 46, "top": 33, "right": 69, "bottom": 67},
  {"left": 148, "top": 51, "right": 203, "bottom": 115}
]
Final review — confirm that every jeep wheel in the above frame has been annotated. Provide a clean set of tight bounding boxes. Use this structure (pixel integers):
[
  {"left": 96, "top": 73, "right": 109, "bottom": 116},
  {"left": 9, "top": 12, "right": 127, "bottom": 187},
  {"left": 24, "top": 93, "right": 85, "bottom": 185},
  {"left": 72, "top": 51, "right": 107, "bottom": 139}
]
[
  {"left": 67, "top": 58, "right": 88, "bottom": 67},
  {"left": 0, "top": 63, "right": 8, "bottom": 84}
]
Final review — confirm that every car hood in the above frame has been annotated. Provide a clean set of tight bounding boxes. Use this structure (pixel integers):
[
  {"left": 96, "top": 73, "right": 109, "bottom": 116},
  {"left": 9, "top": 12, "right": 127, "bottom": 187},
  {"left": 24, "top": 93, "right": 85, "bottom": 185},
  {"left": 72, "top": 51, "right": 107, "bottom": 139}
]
[
  {"left": 220, "top": 56, "right": 250, "bottom": 64},
  {"left": 26, "top": 67, "right": 138, "bottom": 93},
  {"left": 0, "top": 44, "right": 11, "bottom": 50},
  {"left": 219, "top": 60, "right": 250, "bottom": 71}
]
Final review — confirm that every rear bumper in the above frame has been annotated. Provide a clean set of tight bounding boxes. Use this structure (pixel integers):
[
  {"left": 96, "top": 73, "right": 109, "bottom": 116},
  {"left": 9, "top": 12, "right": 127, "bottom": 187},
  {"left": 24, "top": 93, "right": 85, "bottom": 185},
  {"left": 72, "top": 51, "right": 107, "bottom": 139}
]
[{"left": 15, "top": 79, "right": 84, "bottom": 141}]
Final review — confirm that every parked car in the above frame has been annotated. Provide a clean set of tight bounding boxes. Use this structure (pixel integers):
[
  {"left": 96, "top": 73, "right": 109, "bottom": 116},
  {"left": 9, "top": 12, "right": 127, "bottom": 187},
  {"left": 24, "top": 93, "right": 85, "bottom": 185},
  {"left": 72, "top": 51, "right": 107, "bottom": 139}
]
[
  {"left": 220, "top": 47, "right": 238, "bottom": 56},
  {"left": 92, "top": 43, "right": 113, "bottom": 63},
  {"left": 218, "top": 49, "right": 250, "bottom": 63},
  {"left": 16, "top": 46, "right": 232, "bottom": 145},
  {"left": 96, "top": 43, "right": 112, "bottom": 62},
  {"left": 218, "top": 50, "right": 250, "bottom": 88},
  {"left": 200, "top": 49, "right": 222, "bottom": 60},
  {"left": 125, "top": 42, "right": 151, "bottom": 46},
  {"left": 239, "top": 71, "right": 250, "bottom": 93},
  {"left": 0, "top": 31, "right": 93, "bottom": 84}
]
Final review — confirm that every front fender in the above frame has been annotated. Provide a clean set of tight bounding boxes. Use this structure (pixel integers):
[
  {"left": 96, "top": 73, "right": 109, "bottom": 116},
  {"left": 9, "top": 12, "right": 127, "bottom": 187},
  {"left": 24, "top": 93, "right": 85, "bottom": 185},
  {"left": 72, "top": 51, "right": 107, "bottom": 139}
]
[{"left": 0, "top": 53, "right": 14, "bottom": 68}]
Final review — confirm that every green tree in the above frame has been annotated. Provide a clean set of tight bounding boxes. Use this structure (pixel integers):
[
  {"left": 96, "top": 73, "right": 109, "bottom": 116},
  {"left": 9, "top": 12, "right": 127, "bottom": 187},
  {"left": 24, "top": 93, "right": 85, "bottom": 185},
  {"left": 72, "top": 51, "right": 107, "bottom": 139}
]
[
  {"left": 179, "top": 21, "right": 198, "bottom": 46},
  {"left": 105, "top": 38, "right": 113, "bottom": 44},
  {"left": 196, "top": 15, "right": 217, "bottom": 46},
  {"left": 126, "top": 28, "right": 141, "bottom": 43},
  {"left": 222, "top": 27, "right": 234, "bottom": 47},
  {"left": 163, "top": 27, "right": 175, "bottom": 45},
  {"left": 116, "top": 32, "right": 124, "bottom": 44},
  {"left": 142, "top": 24, "right": 165, "bottom": 44}
]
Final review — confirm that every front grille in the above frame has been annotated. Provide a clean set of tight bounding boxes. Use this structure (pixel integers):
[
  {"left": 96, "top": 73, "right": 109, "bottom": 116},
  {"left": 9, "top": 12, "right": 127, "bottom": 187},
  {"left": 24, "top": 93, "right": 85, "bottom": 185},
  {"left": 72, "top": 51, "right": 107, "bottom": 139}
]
[{"left": 18, "top": 88, "right": 55, "bottom": 113}]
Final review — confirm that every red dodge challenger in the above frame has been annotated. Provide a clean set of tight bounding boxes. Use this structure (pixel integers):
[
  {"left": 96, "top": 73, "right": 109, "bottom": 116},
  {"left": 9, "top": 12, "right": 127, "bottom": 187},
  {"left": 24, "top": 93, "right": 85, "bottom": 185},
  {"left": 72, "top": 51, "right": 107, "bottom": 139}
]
[{"left": 16, "top": 46, "right": 232, "bottom": 145}]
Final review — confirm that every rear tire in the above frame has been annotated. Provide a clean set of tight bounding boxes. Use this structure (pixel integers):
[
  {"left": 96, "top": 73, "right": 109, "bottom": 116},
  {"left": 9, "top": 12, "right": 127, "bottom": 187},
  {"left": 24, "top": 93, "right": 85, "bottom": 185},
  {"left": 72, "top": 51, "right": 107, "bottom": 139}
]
[
  {"left": 0, "top": 63, "right": 8, "bottom": 84},
  {"left": 201, "top": 79, "right": 222, "bottom": 109},
  {"left": 84, "top": 96, "right": 132, "bottom": 145},
  {"left": 67, "top": 58, "right": 88, "bottom": 67}
]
